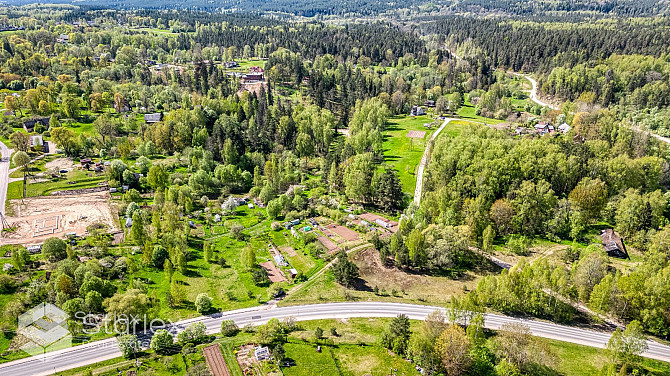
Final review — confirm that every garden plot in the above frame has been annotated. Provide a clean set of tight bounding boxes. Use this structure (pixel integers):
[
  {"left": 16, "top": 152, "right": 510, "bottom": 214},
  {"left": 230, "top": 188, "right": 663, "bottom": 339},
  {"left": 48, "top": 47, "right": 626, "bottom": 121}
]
[
  {"left": 406, "top": 130, "right": 426, "bottom": 138},
  {"left": 2, "top": 191, "right": 118, "bottom": 245}
]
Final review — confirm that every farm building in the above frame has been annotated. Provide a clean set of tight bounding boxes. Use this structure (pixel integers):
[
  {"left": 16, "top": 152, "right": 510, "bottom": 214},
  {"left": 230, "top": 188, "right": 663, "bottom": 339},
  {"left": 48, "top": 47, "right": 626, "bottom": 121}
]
[
  {"left": 375, "top": 219, "right": 391, "bottom": 229},
  {"left": 23, "top": 117, "right": 49, "bottom": 132},
  {"left": 600, "top": 229, "right": 630, "bottom": 259}
]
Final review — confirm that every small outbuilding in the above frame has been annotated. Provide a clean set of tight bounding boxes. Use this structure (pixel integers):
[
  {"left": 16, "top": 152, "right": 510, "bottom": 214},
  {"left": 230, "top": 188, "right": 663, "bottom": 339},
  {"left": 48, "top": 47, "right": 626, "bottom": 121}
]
[{"left": 600, "top": 229, "right": 630, "bottom": 259}]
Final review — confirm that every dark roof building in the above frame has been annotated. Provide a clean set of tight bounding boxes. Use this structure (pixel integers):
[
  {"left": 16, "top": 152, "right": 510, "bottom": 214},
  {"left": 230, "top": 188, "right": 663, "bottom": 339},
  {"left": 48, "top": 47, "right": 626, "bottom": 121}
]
[
  {"left": 23, "top": 117, "right": 50, "bottom": 132},
  {"left": 600, "top": 229, "right": 630, "bottom": 259}
]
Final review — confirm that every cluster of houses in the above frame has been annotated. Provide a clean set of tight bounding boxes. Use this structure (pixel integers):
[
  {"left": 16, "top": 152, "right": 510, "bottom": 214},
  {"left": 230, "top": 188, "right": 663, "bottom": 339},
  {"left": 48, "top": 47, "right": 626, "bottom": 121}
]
[
  {"left": 0, "top": 25, "right": 25, "bottom": 32},
  {"left": 532, "top": 121, "right": 571, "bottom": 135},
  {"left": 515, "top": 121, "right": 572, "bottom": 136}
]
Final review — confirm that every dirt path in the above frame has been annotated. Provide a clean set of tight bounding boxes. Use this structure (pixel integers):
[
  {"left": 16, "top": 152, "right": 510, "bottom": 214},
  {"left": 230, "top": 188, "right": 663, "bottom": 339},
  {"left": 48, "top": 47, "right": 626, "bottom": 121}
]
[
  {"left": 0, "top": 140, "right": 13, "bottom": 215},
  {"left": 414, "top": 118, "right": 457, "bottom": 206},
  {"left": 275, "top": 242, "right": 371, "bottom": 304}
]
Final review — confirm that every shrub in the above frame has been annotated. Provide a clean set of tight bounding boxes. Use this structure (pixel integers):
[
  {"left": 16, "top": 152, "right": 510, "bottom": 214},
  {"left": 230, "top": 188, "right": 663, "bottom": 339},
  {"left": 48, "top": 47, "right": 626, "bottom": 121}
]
[
  {"left": 220, "top": 320, "right": 239, "bottom": 337},
  {"left": 194, "top": 293, "right": 212, "bottom": 314}
]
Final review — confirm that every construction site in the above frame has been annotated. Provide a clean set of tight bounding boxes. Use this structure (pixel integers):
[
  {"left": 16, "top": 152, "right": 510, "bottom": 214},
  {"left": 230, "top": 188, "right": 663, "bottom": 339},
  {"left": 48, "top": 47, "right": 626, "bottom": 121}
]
[{"left": 1, "top": 191, "right": 118, "bottom": 245}]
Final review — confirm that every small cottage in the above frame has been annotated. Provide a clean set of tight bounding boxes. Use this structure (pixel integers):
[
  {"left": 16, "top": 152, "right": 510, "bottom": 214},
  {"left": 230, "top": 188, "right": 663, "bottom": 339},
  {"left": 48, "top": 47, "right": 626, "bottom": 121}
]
[{"left": 600, "top": 229, "right": 630, "bottom": 259}]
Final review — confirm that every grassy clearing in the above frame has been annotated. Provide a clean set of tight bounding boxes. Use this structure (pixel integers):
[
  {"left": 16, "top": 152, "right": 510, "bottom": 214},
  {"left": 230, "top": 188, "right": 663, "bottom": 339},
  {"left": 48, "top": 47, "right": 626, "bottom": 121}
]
[
  {"left": 232, "top": 59, "right": 265, "bottom": 71},
  {"left": 281, "top": 247, "right": 497, "bottom": 307},
  {"left": 457, "top": 96, "right": 505, "bottom": 125},
  {"left": 6, "top": 169, "right": 104, "bottom": 200},
  {"left": 383, "top": 115, "right": 436, "bottom": 194}
]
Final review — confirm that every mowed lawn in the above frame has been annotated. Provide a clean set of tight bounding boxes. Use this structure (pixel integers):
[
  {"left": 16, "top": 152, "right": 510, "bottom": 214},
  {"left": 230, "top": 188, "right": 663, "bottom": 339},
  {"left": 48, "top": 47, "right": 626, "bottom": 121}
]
[{"left": 383, "top": 115, "right": 436, "bottom": 194}]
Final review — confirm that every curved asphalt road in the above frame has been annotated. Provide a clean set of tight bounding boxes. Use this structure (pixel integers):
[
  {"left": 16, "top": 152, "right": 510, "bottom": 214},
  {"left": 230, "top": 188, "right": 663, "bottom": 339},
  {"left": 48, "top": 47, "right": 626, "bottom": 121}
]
[{"left": 1, "top": 302, "right": 669, "bottom": 376}]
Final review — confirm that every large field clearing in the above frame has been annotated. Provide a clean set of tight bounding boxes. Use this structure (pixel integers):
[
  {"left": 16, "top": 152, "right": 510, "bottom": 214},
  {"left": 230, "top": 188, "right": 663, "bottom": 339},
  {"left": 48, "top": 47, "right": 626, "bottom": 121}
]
[{"left": 383, "top": 115, "right": 436, "bottom": 194}]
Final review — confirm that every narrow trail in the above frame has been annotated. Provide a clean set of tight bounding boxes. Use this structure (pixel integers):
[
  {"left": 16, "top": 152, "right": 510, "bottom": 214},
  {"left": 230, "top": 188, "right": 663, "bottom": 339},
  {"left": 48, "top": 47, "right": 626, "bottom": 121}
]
[
  {"left": 0, "top": 141, "right": 12, "bottom": 215},
  {"left": 413, "top": 118, "right": 456, "bottom": 206}
]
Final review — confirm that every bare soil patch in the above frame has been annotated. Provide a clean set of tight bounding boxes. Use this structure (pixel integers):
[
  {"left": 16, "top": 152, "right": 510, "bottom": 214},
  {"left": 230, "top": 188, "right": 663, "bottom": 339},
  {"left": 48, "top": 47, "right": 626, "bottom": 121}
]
[
  {"left": 44, "top": 157, "right": 75, "bottom": 171},
  {"left": 2, "top": 192, "right": 118, "bottom": 245},
  {"left": 280, "top": 246, "right": 297, "bottom": 257},
  {"left": 329, "top": 224, "right": 359, "bottom": 242},
  {"left": 260, "top": 261, "right": 287, "bottom": 283},
  {"left": 317, "top": 235, "right": 339, "bottom": 253}
]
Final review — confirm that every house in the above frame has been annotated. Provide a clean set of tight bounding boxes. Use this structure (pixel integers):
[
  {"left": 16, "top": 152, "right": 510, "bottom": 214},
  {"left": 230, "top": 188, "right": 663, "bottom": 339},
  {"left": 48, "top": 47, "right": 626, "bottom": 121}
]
[
  {"left": 557, "top": 123, "right": 571, "bottom": 134},
  {"left": 23, "top": 117, "right": 50, "bottom": 132},
  {"left": 242, "top": 73, "right": 264, "bottom": 83},
  {"left": 424, "top": 100, "right": 436, "bottom": 108},
  {"left": 27, "top": 245, "right": 42, "bottom": 254},
  {"left": 125, "top": 217, "right": 133, "bottom": 228},
  {"left": 249, "top": 66, "right": 264, "bottom": 73},
  {"left": 600, "top": 229, "right": 630, "bottom": 259},
  {"left": 114, "top": 98, "right": 131, "bottom": 113},
  {"left": 254, "top": 346, "right": 271, "bottom": 361},
  {"left": 289, "top": 268, "right": 298, "bottom": 279},
  {"left": 534, "top": 121, "right": 555, "bottom": 135},
  {"left": 56, "top": 34, "right": 69, "bottom": 43},
  {"left": 284, "top": 219, "right": 301, "bottom": 229},
  {"left": 223, "top": 61, "right": 239, "bottom": 69},
  {"left": 144, "top": 113, "right": 163, "bottom": 124},
  {"left": 410, "top": 106, "right": 425, "bottom": 116}
]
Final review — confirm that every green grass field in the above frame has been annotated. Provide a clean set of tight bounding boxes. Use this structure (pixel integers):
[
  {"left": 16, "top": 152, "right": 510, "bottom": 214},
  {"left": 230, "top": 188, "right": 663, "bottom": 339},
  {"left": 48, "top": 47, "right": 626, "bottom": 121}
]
[
  {"left": 457, "top": 96, "right": 505, "bottom": 125},
  {"left": 382, "top": 115, "right": 436, "bottom": 194}
]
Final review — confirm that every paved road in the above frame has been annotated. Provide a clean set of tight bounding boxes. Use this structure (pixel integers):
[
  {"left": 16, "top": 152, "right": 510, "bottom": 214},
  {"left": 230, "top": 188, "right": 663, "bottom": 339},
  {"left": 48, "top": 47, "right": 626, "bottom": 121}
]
[
  {"left": 0, "top": 140, "right": 12, "bottom": 215},
  {"left": 413, "top": 118, "right": 456, "bottom": 206},
  {"left": 2, "top": 302, "right": 669, "bottom": 376}
]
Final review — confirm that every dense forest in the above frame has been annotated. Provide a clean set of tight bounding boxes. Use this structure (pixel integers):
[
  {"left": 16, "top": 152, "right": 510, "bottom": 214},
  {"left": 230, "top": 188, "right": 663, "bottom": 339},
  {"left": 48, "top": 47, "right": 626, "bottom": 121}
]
[{"left": 420, "top": 17, "right": 670, "bottom": 73}]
